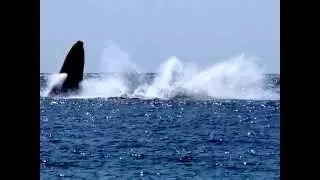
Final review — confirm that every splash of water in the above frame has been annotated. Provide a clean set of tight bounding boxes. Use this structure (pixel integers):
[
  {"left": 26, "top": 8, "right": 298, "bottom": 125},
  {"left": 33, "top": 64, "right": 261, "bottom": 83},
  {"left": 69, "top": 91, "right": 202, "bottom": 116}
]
[
  {"left": 41, "top": 73, "right": 67, "bottom": 97},
  {"left": 129, "top": 54, "right": 277, "bottom": 100},
  {"left": 78, "top": 53, "right": 278, "bottom": 100},
  {"left": 41, "top": 44, "right": 279, "bottom": 100},
  {"left": 74, "top": 75, "right": 129, "bottom": 99},
  {"left": 181, "top": 54, "right": 271, "bottom": 100},
  {"left": 99, "top": 42, "right": 141, "bottom": 73}
]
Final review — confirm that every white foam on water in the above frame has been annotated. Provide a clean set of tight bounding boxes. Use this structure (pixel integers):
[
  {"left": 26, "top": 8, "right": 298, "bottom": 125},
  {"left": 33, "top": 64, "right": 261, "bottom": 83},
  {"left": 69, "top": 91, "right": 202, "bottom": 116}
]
[{"left": 71, "top": 75, "right": 129, "bottom": 99}]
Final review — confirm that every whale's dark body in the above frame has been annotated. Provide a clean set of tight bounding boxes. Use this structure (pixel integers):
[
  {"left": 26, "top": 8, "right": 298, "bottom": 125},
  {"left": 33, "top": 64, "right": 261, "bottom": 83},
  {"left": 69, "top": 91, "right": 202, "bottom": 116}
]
[{"left": 48, "top": 41, "right": 85, "bottom": 96}]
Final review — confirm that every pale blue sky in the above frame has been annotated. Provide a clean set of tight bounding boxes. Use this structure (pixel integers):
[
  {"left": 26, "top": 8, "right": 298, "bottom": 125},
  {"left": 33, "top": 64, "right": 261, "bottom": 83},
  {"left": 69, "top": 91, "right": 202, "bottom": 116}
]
[{"left": 40, "top": 0, "right": 279, "bottom": 73}]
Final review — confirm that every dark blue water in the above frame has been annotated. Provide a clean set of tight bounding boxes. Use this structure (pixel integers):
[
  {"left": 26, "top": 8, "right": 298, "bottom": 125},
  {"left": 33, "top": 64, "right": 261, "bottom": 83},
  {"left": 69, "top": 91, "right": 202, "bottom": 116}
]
[{"left": 40, "top": 74, "right": 280, "bottom": 179}]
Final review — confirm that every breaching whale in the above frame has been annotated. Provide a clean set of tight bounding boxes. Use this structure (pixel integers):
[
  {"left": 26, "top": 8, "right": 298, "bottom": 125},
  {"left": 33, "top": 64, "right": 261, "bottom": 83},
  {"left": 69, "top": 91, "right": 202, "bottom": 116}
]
[{"left": 48, "top": 41, "right": 85, "bottom": 96}]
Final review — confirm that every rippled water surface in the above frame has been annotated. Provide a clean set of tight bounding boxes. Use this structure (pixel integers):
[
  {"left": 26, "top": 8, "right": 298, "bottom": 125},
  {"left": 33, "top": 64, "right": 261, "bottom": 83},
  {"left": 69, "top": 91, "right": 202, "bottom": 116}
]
[
  {"left": 41, "top": 98, "right": 279, "bottom": 179},
  {"left": 40, "top": 73, "right": 279, "bottom": 179}
]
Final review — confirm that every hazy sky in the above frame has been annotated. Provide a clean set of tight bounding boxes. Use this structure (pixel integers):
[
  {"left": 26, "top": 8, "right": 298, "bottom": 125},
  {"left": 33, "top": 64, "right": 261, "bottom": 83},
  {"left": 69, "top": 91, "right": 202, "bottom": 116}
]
[{"left": 40, "top": 0, "right": 279, "bottom": 73}]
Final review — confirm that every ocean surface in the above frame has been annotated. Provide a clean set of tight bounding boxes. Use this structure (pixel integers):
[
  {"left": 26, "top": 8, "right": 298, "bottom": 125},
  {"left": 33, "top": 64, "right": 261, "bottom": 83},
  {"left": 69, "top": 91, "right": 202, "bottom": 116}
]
[{"left": 40, "top": 72, "right": 280, "bottom": 179}]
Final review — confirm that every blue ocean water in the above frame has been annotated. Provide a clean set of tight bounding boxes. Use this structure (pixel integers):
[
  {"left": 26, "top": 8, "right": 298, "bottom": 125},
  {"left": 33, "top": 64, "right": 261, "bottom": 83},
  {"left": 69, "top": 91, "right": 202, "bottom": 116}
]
[{"left": 40, "top": 73, "right": 280, "bottom": 179}]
